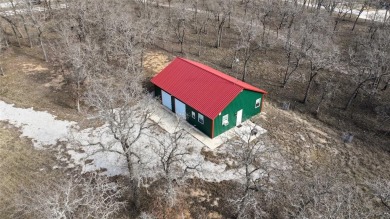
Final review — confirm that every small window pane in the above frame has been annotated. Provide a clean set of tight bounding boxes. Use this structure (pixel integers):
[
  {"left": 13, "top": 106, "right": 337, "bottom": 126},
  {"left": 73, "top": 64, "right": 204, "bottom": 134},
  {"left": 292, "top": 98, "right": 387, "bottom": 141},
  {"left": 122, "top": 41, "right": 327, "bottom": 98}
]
[
  {"left": 198, "top": 113, "right": 204, "bottom": 124},
  {"left": 255, "top": 98, "right": 261, "bottom": 108},
  {"left": 192, "top": 111, "right": 196, "bottom": 119},
  {"left": 222, "top": 114, "right": 229, "bottom": 126}
]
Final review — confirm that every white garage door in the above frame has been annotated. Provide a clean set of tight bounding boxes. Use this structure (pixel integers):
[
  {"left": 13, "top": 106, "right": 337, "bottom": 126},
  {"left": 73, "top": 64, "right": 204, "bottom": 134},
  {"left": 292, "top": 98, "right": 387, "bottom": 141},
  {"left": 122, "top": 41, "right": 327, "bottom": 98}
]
[
  {"left": 174, "top": 98, "right": 186, "bottom": 119},
  {"left": 161, "top": 90, "right": 172, "bottom": 110}
]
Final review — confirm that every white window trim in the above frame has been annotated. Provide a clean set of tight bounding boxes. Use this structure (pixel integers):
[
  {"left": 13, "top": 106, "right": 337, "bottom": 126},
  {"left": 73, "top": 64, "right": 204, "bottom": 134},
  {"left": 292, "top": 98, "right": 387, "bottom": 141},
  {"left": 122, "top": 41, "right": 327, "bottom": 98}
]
[
  {"left": 198, "top": 113, "right": 204, "bottom": 124},
  {"left": 222, "top": 114, "right": 229, "bottom": 126},
  {"left": 192, "top": 111, "right": 196, "bottom": 119},
  {"left": 255, "top": 98, "right": 261, "bottom": 108}
]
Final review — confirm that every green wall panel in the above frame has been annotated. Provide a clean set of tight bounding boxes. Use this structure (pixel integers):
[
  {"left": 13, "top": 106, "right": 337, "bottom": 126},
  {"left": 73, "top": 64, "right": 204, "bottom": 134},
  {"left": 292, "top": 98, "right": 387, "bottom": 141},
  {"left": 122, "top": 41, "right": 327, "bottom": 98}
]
[
  {"left": 214, "top": 90, "right": 263, "bottom": 137},
  {"left": 154, "top": 85, "right": 161, "bottom": 97},
  {"left": 186, "top": 104, "right": 212, "bottom": 137}
]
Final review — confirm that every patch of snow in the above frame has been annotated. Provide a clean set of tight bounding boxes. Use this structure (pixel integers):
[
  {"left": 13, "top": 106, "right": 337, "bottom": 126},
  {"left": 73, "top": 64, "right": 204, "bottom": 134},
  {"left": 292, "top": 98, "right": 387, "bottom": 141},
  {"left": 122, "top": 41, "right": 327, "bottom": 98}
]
[
  {"left": 0, "top": 101, "right": 75, "bottom": 148},
  {"left": 0, "top": 100, "right": 283, "bottom": 183},
  {"left": 292, "top": 0, "right": 389, "bottom": 22}
]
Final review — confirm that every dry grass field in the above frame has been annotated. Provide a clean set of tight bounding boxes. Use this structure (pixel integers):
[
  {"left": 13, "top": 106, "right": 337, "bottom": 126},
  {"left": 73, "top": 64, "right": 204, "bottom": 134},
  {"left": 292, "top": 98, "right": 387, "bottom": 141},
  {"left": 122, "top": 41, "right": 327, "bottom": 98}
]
[{"left": 0, "top": 121, "right": 59, "bottom": 219}]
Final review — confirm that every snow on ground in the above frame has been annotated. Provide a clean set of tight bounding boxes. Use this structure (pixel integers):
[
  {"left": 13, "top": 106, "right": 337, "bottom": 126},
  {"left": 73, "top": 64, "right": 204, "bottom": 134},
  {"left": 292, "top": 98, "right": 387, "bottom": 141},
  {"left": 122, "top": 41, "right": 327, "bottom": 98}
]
[
  {"left": 0, "top": 3, "right": 67, "bottom": 16},
  {"left": 0, "top": 2, "right": 13, "bottom": 9},
  {"left": 0, "top": 100, "right": 282, "bottom": 182},
  {"left": 0, "top": 101, "right": 75, "bottom": 149},
  {"left": 292, "top": 0, "right": 389, "bottom": 22}
]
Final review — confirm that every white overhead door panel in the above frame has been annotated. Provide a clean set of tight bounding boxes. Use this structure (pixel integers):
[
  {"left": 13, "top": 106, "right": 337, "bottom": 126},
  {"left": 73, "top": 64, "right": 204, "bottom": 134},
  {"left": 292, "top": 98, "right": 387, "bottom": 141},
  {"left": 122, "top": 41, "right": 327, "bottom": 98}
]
[
  {"left": 161, "top": 90, "right": 172, "bottom": 110},
  {"left": 174, "top": 98, "right": 186, "bottom": 119}
]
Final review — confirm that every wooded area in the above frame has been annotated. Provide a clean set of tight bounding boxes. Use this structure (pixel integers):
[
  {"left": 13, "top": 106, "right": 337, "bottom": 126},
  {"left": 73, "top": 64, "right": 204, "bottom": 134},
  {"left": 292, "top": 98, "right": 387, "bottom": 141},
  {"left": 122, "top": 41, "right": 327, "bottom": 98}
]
[{"left": 0, "top": 0, "right": 389, "bottom": 218}]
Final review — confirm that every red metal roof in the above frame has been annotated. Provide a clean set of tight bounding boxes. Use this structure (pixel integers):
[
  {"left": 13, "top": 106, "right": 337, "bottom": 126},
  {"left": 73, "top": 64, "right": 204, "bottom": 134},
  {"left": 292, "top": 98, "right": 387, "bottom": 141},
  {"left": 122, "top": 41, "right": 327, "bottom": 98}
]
[{"left": 151, "top": 57, "right": 267, "bottom": 119}]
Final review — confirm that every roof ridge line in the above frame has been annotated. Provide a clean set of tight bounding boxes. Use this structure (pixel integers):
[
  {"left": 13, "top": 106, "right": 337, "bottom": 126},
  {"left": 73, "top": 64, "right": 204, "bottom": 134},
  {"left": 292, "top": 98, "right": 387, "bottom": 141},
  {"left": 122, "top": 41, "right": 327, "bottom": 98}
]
[{"left": 177, "top": 57, "right": 243, "bottom": 89}]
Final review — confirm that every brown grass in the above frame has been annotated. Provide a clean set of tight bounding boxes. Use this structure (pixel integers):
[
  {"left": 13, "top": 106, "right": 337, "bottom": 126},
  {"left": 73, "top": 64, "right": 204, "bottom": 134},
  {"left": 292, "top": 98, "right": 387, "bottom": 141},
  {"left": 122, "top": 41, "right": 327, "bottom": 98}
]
[
  {"left": 0, "top": 122, "right": 58, "bottom": 218},
  {"left": 0, "top": 47, "right": 84, "bottom": 122}
]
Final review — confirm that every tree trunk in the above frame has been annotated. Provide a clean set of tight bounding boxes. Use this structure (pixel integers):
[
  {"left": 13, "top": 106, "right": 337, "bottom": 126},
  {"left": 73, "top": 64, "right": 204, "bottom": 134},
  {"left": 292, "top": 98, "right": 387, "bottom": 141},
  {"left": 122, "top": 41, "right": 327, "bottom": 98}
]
[
  {"left": 228, "top": 13, "right": 231, "bottom": 28},
  {"left": 193, "top": 0, "right": 198, "bottom": 23},
  {"left": 180, "top": 29, "right": 184, "bottom": 53},
  {"left": 39, "top": 34, "right": 48, "bottom": 62},
  {"left": 215, "top": 19, "right": 225, "bottom": 48},
  {"left": 303, "top": 64, "right": 318, "bottom": 103},
  {"left": 242, "top": 49, "right": 250, "bottom": 82},
  {"left": 303, "top": 75, "right": 314, "bottom": 104},
  {"left": 230, "top": 50, "right": 238, "bottom": 68},
  {"left": 334, "top": 9, "right": 348, "bottom": 31},
  {"left": 352, "top": 3, "right": 366, "bottom": 31},
  {"left": 242, "top": 60, "right": 248, "bottom": 82},
  {"left": 19, "top": 14, "right": 33, "bottom": 47},
  {"left": 282, "top": 57, "right": 300, "bottom": 88},
  {"left": 344, "top": 86, "right": 359, "bottom": 110},
  {"left": 123, "top": 145, "right": 140, "bottom": 210},
  {"left": 0, "top": 15, "right": 22, "bottom": 46},
  {"left": 197, "top": 31, "right": 202, "bottom": 56},
  {"left": 315, "top": 91, "right": 326, "bottom": 116},
  {"left": 76, "top": 80, "right": 81, "bottom": 112}
]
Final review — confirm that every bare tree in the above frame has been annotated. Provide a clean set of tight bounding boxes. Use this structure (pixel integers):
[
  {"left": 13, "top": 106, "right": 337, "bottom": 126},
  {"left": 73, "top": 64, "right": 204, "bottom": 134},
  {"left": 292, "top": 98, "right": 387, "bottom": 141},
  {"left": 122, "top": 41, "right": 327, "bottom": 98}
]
[
  {"left": 323, "top": 0, "right": 339, "bottom": 15},
  {"left": 234, "top": 16, "right": 261, "bottom": 82},
  {"left": 12, "top": 173, "right": 126, "bottom": 219},
  {"left": 314, "top": 76, "right": 336, "bottom": 116},
  {"left": 282, "top": 11, "right": 334, "bottom": 88},
  {"left": 0, "top": 13, "right": 23, "bottom": 47},
  {"left": 52, "top": 33, "right": 92, "bottom": 112},
  {"left": 170, "top": 4, "right": 188, "bottom": 53},
  {"left": 344, "top": 25, "right": 390, "bottom": 110},
  {"left": 301, "top": 14, "right": 338, "bottom": 104},
  {"left": 333, "top": 0, "right": 354, "bottom": 31},
  {"left": 206, "top": 0, "right": 233, "bottom": 48},
  {"left": 7, "top": 0, "right": 33, "bottom": 47},
  {"left": 375, "top": 105, "right": 390, "bottom": 135},
  {"left": 273, "top": 169, "right": 372, "bottom": 218},
  {"left": 0, "top": 20, "right": 8, "bottom": 76},
  {"left": 226, "top": 130, "right": 278, "bottom": 218},
  {"left": 273, "top": 1, "right": 296, "bottom": 39},
  {"left": 191, "top": 6, "right": 211, "bottom": 56},
  {"left": 279, "top": 4, "right": 304, "bottom": 88},
  {"left": 369, "top": 179, "right": 390, "bottom": 214},
  {"left": 24, "top": 0, "right": 48, "bottom": 61},
  {"left": 150, "top": 122, "right": 199, "bottom": 213},
  {"left": 351, "top": 1, "right": 369, "bottom": 31},
  {"left": 85, "top": 75, "right": 155, "bottom": 209}
]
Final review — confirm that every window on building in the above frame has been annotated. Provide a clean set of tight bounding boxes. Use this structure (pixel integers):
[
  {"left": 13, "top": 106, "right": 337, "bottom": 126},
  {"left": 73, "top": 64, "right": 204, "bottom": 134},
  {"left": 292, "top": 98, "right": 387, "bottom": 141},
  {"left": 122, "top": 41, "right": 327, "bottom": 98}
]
[
  {"left": 192, "top": 111, "right": 196, "bottom": 119},
  {"left": 198, "top": 113, "right": 204, "bottom": 124},
  {"left": 255, "top": 98, "right": 261, "bottom": 108},
  {"left": 222, "top": 114, "right": 229, "bottom": 126}
]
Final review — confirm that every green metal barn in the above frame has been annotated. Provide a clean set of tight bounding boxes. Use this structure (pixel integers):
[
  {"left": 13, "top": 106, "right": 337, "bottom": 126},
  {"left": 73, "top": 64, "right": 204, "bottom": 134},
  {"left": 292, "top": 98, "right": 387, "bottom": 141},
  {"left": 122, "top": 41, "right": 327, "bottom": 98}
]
[{"left": 151, "top": 57, "right": 267, "bottom": 139}]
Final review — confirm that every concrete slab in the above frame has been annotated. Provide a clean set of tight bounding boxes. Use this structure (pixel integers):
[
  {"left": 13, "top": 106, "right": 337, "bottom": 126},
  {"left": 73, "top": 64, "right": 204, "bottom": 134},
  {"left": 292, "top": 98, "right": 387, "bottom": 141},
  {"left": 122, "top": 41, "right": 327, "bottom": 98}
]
[{"left": 150, "top": 102, "right": 267, "bottom": 150}]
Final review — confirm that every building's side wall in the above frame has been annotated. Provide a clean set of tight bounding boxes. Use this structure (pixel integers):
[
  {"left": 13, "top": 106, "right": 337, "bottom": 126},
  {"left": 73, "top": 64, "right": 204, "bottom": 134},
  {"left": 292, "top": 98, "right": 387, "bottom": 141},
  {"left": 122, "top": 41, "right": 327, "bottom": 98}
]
[
  {"left": 154, "top": 85, "right": 212, "bottom": 137},
  {"left": 154, "top": 85, "right": 162, "bottom": 97},
  {"left": 214, "top": 90, "right": 263, "bottom": 137},
  {"left": 185, "top": 105, "right": 212, "bottom": 138}
]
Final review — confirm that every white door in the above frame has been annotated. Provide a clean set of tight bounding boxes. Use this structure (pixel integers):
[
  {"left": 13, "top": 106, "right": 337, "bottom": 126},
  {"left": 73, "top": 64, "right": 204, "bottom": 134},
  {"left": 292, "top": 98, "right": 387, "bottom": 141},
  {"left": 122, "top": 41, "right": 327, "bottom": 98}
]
[
  {"left": 236, "top": 109, "right": 243, "bottom": 126},
  {"left": 174, "top": 98, "right": 186, "bottom": 119},
  {"left": 161, "top": 90, "right": 172, "bottom": 110}
]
